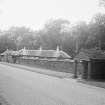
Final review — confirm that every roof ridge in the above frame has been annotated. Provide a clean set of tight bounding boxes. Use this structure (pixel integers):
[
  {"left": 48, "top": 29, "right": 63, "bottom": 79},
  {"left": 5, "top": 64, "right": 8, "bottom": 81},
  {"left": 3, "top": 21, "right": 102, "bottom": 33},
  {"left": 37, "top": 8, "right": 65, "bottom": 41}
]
[{"left": 24, "top": 49, "right": 56, "bottom": 51}]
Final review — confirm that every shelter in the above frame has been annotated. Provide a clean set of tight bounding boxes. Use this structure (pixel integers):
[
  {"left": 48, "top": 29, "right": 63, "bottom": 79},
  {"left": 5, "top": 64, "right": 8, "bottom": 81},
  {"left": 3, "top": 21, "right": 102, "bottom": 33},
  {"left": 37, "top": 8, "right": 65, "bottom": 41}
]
[{"left": 75, "top": 49, "right": 105, "bottom": 80}]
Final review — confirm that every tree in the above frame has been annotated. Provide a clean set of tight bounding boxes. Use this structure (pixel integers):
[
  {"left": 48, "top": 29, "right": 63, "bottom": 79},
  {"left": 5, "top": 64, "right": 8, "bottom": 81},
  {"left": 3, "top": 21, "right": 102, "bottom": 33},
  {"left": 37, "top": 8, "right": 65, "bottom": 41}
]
[
  {"left": 38, "top": 19, "right": 70, "bottom": 50},
  {"left": 99, "top": 0, "right": 105, "bottom": 7},
  {"left": 7, "top": 26, "right": 35, "bottom": 49},
  {"left": 88, "top": 13, "right": 105, "bottom": 50},
  {"left": 45, "top": 19, "right": 70, "bottom": 43},
  {"left": 0, "top": 34, "right": 17, "bottom": 53},
  {"left": 70, "top": 21, "right": 89, "bottom": 53}
]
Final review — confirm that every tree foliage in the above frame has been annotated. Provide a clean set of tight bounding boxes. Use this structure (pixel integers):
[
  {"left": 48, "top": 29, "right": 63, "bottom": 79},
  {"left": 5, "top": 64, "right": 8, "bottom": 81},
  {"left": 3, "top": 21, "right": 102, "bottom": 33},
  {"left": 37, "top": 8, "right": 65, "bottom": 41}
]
[{"left": 1, "top": 14, "right": 105, "bottom": 57}]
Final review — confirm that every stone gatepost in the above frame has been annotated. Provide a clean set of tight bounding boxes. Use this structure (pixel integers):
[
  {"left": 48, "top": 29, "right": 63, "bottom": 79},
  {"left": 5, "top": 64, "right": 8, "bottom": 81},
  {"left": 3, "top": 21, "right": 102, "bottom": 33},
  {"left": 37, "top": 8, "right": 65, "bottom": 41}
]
[
  {"left": 74, "top": 60, "right": 78, "bottom": 78},
  {"left": 87, "top": 61, "right": 91, "bottom": 80}
]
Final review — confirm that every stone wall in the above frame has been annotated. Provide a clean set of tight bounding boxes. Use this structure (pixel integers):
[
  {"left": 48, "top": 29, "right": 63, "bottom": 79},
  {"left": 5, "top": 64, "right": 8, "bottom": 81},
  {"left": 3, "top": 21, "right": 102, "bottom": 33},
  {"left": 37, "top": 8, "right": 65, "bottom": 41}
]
[{"left": 16, "top": 57, "right": 74, "bottom": 73}]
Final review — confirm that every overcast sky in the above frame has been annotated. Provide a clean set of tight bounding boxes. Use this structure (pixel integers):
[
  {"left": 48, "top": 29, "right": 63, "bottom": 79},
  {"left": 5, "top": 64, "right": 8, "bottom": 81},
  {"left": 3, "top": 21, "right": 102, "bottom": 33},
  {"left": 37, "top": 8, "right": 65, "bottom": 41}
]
[{"left": 0, "top": 0, "right": 104, "bottom": 30}]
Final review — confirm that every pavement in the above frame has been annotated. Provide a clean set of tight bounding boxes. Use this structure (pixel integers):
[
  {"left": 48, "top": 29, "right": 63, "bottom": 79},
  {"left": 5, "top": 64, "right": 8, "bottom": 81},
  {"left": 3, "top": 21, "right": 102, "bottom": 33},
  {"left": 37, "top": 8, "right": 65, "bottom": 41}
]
[{"left": 0, "top": 63, "right": 105, "bottom": 105}]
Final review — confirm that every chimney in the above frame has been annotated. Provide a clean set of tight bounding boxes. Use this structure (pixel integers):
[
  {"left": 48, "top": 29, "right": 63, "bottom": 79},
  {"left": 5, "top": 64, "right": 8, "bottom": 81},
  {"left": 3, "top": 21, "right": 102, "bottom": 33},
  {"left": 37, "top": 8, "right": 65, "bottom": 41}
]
[
  {"left": 23, "top": 46, "right": 27, "bottom": 55},
  {"left": 56, "top": 45, "right": 60, "bottom": 52},
  {"left": 39, "top": 46, "right": 42, "bottom": 51}
]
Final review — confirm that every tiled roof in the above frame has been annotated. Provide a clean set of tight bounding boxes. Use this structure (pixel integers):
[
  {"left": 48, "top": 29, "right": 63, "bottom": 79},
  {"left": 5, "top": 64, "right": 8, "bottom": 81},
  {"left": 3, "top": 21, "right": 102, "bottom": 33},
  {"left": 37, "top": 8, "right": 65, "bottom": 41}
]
[
  {"left": 1, "top": 50, "right": 20, "bottom": 56},
  {"left": 11, "top": 51, "right": 20, "bottom": 55},
  {"left": 0, "top": 50, "right": 13, "bottom": 55},
  {"left": 75, "top": 49, "right": 105, "bottom": 61},
  {"left": 59, "top": 51, "right": 71, "bottom": 58},
  {"left": 0, "top": 47, "right": 72, "bottom": 59},
  {"left": 19, "top": 48, "right": 71, "bottom": 58}
]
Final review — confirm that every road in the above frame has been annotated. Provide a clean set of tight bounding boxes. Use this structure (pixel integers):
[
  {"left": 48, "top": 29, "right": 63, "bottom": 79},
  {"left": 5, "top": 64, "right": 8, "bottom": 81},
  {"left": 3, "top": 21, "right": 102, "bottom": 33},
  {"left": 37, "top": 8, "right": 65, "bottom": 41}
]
[{"left": 0, "top": 63, "right": 105, "bottom": 105}]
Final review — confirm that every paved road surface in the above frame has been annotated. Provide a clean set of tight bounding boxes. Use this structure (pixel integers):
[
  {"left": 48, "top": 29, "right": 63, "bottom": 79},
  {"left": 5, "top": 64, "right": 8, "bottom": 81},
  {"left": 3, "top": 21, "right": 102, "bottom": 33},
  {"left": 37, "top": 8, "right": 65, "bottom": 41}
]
[{"left": 0, "top": 63, "right": 105, "bottom": 105}]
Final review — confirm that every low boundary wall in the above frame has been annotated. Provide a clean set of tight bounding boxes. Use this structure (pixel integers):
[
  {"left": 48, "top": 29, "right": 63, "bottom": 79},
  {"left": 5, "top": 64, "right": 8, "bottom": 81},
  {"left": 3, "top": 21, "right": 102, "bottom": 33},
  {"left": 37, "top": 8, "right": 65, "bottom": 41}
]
[{"left": 16, "top": 57, "right": 74, "bottom": 73}]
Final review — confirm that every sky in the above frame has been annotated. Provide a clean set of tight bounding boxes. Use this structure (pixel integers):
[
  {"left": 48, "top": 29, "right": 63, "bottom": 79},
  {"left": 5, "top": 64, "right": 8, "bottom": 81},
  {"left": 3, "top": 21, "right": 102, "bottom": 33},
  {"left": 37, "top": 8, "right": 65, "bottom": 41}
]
[{"left": 0, "top": 0, "right": 104, "bottom": 30}]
